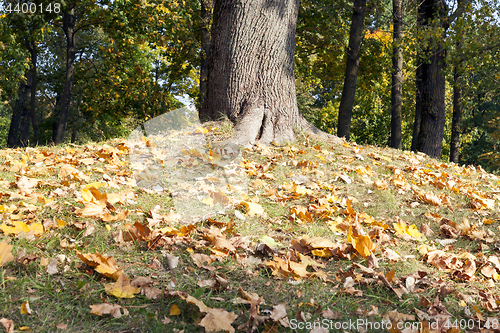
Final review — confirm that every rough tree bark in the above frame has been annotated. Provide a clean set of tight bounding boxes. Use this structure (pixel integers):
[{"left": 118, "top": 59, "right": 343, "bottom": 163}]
[
  {"left": 54, "top": 7, "right": 76, "bottom": 144},
  {"left": 390, "top": 0, "right": 403, "bottom": 149},
  {"left": 414, "top": 0, "right": 470, "bottom": 158},
  {"left": 336, "top": 0, "right": 367, "bottom": 141},
  {"left": 200, "top": 0, "right": 328, "bottom": 145},
  {"left": 199, "top": 0, "right": 213, "bottom": 109},
  {"left": 415, "top": 0, "right": 447, "bottom": 158}
]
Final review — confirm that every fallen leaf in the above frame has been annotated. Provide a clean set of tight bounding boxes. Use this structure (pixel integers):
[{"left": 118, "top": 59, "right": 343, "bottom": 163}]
[
  {"left": 47, "top": 260, "right": 58, "bottom": 275},
  {"left": 0, "top": 318, "right": 14, "bottom": 333},
  {"left": 105, "top": 274, "right": 141, "bottom": 299},
  {"left": 0, "top": 241, "right": 15, "bottom": 267},
  {"left": 239, "top": 201, "right": 265, "bottom": 216},
  {"left": 170, "top": 304, "right": 181, "bottom": 316},
  {"left": 90, "top": 303, "right": 129, "bottom": 318},
  {"left": 76, "top": 250, "right": 123, "bottom": 280},
  {"left": 20, "top": 301, "right": 32, "bottom": 315}
]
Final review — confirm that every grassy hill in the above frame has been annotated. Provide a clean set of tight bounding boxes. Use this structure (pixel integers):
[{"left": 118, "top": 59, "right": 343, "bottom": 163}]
[{"left": 1, "top": 120, "right": 500, "bottom": 332}]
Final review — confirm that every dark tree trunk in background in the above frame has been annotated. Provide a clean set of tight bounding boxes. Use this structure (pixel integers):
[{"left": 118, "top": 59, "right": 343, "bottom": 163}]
[
  {"left": 20, "top": 75, "right": 31, "bottom": 146},
  {"left": 28, "top": 41, "right": 39, "bottom": 145},
  {"left": 415, "top": 0, "right": 446, "bottom": 158},
  {"left": 450, "top": 64, "right": 463, "bottom": 163},
  {"left": 8, "top": 79, "right": 29, "bottom": 148},
  {"left": 411, "top": 58, "right": 422, "bottom": 152},
  {"left": 390, "top": 0, "right": 403, "bottom": 149},
  {"left": 199, "top": 0, "right": 212, "bottom": 109},
  {"left": 337, "top": 0, "right": 367, "bottom": 141},
  {"left": 201, "top": 0, "right": 314, "bottom": 145},
  {"left": 413, "top": 0, "right": 470, "bottom": 158},
  {"left": 54, "top": 7, "right": 76, "bottom": 144}
]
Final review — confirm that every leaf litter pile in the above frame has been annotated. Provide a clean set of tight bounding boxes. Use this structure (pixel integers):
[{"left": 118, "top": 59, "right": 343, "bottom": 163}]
[{"left": 1, "top": 124, "right": 500, "bottom": 332}]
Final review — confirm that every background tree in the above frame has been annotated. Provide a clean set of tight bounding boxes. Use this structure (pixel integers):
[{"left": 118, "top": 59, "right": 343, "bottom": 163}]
[
  {"left": 390, "top": 0, "right": 403, "bottom": 149},
  {"left": 413, "top": 0, "right": 469, "bottom": 158},
  {"left": 337, "top": 0, "right": 367, "bottom": 140}
]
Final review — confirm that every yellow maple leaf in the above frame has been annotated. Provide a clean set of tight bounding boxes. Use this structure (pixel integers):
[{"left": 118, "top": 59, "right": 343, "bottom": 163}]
[
  {"left": 105, "top": 274, "right": 140, "bottom": 299},
  {"left": 239, "top": 201, "right": 265, "bottom": 216},
  {"left": 393, "top": 219, "right": 426, "bottom": 241}
]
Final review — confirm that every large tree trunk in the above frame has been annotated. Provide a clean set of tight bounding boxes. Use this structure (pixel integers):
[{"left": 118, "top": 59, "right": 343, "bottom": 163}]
[
  {"left": 390, "top": 0, "right": 403, "bottom": 149},
  {"left": 415, "top": 0, "right": 446, "bottom": 158},
  {"left": 336, "top": 0, "right": 367, "bottom": 141},
  {"left": 450, "top": 64, "right": 462, "bottom": 163},
  {"left": 200, "top": 0, "right": 307, "bottom": 145},
  {"left": 199, "top": 0, "right": 212, "bottom": 110},
  {"left": 54, "top": 7, "right": 76, "bottom": 145}
]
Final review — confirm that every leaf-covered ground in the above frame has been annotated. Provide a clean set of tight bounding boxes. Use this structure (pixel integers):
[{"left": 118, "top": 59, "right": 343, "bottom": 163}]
[{"left": 1, "top": 121, "right": 500, "bottom": 333}]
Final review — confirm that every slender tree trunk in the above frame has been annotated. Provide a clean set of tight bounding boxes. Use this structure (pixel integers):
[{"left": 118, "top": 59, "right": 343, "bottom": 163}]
[
  {"left": 411, "top": 58, "right": 422, "bottom": 151},
  {"left": 29, "top": 42, "right": 39, "bottom": 145},
  {"left": 390, "top": 0, "right": 403, "bottom": 149},
  {"left": 337, "top": 0, "right": 367, "bottom": 140},
  {"left": 199, "top": 0, "right": 212, "bottom": 110},
  {"left": 8, "top": 80, "right": 29, "bottom": 148},
  {"left": 54, "top": 7, "right": 76, "bottom": 144},
  {"left": 416, "top": 0, "right": 446, "bottom": 158},
  {"left": 201, "top": 0, "right": 308, "bottom": 145},
  {"left": 19, "top": 71, "right": 33, "bottom": 146},
  {"left": 450, "top": 64, "right": 462, "bottom": 163}
]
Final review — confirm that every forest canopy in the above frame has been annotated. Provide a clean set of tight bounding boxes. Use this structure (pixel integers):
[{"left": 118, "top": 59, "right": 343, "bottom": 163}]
[{"left": 0, "top": 0, "right": 499, "bottom": 172}]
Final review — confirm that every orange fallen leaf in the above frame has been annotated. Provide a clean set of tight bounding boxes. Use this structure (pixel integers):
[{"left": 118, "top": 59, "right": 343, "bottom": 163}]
[
  {"left": 75, "top": 250, "right": 124, "bottom": 280},
  {"left": 347, "top": 226, "right": 376, "bottom": 259}
]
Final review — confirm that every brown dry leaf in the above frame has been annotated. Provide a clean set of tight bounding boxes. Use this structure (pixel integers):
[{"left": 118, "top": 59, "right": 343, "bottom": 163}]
[
  {"left": 75, "top": 250, "right": 123, "bottom": 280},
  {"left": 105, "top": 274, "right": 141, "bottom": 299},
  {"left": 381, "top": 248, "right": 402, "bottom": 262},
  {"left": 453, "top": 260, "right": 476, "bottom": 281},
  {"left": 130, "top": 276, "right": 153, "bottom": 287},
  {"left": 179, "top": 294, "right": 237, "bottom": 332},
  {"left": 89, "top": 303, "right": 129, "bottom": 318},
  {"left": 481, "top": 265, "right": 496, "bottom": 278},
  {"left": 16, "top": 176, "right": 39, "bottom": 194},
  {"left": 425, "top": 250, "right": 463, "bottom": 270},
  {"left": 270, "top": 303, "right": 289, "bottom": 327},
  {"left": 55, "top": 323, "right": 68, "bottom": 330},
  {"left": 0, "top": 241, "right": 15, "bottom": 267},
  {"left": 46, "top": 259, "right": 58, "bottom": 275},
  {"left": 100, "top": 209, "right": 129, "bottom": 222},
  {"left": 212, "top": 236, "right": 236, "bottom": 252},
  {"left": 0, "top": 318, "right": 14, "bottom": 333}
]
